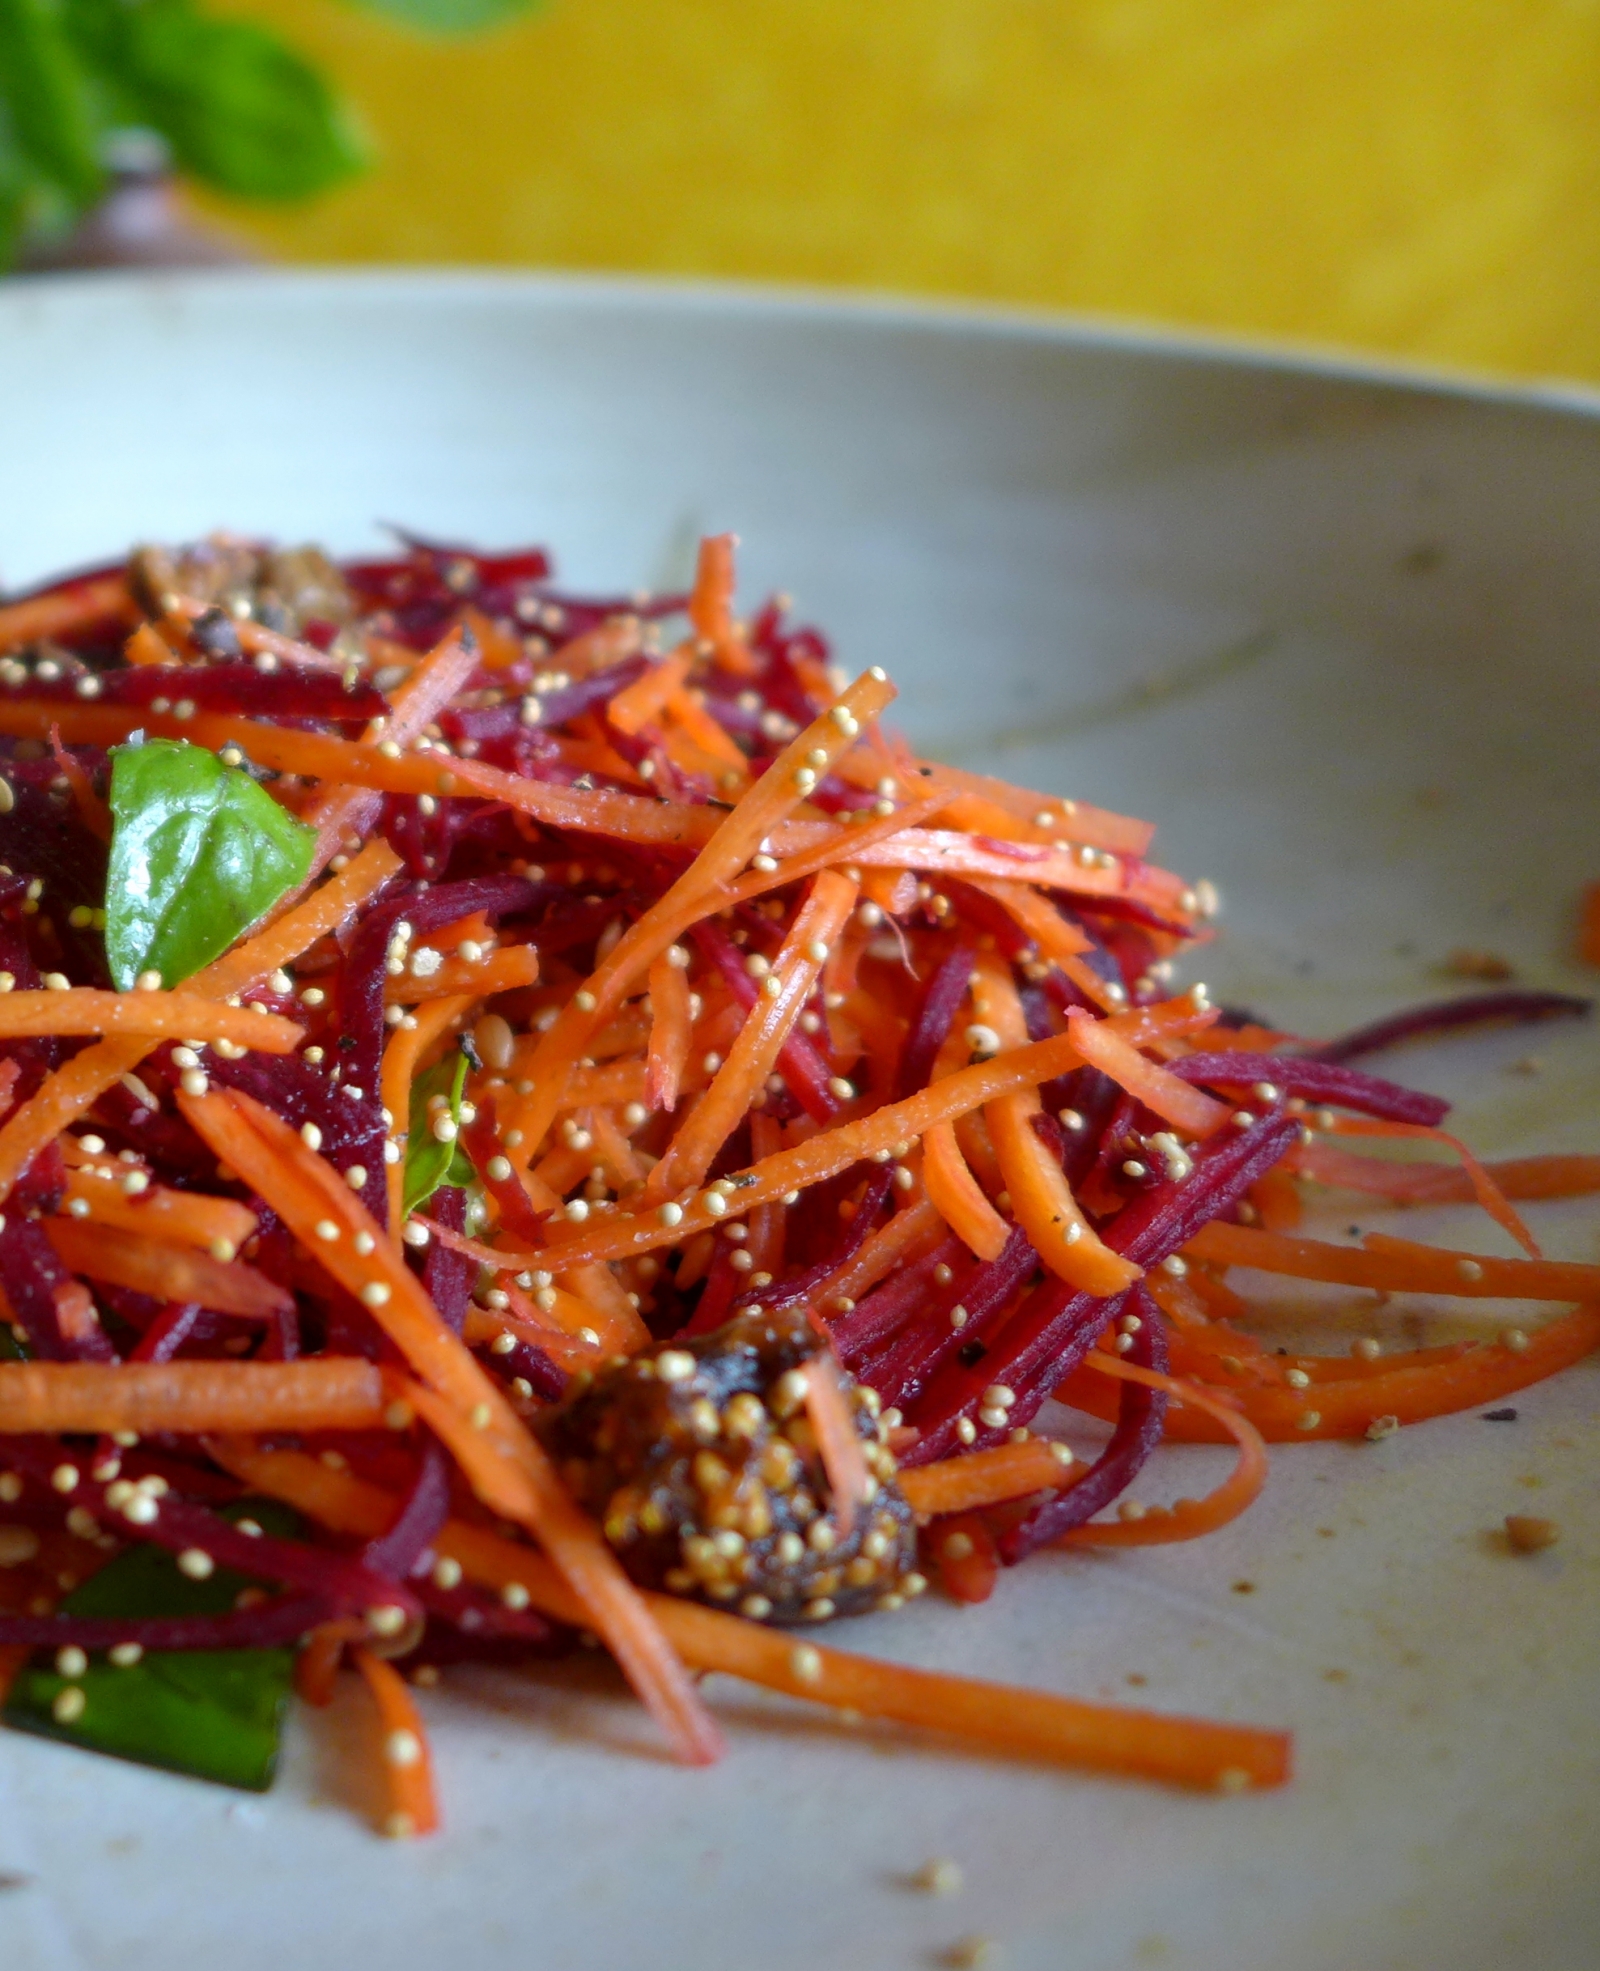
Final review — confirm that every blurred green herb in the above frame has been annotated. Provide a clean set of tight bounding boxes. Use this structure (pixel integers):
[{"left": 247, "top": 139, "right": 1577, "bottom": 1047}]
[
  {"left": 0, "top": 0, "right": 542, "bottom": 266},
  {"left": 2, "top": 1499, "right": 302, "bottom": 1791}
]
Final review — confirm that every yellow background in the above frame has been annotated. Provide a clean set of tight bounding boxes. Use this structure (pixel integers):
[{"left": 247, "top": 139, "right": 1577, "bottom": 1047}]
[{"left": 221, "top": 0, "right": 1600, "bottom": 384}]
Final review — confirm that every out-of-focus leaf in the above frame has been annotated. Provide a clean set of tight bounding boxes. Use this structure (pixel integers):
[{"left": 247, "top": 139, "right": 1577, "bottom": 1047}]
[
  {"left": 1, "top": 1500, "right": 301, "bottom": 1792},
  {"left": 0, "top": 0, "right": 103, "bottom": 206},
  {"left": 66, "top": 0, "right": 365, "bottom": 200},
  {"left": 346, "top": 0, "right": 539, "bottom": 34}
]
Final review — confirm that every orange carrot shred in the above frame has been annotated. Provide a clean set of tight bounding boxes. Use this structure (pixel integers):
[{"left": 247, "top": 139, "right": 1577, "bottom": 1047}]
[
  {"left": 352, "top": 1645, "right": 440, "bottom": 1839},
  {"left": 802, "top": 1351, "right": 872, "bottom": 1537}
]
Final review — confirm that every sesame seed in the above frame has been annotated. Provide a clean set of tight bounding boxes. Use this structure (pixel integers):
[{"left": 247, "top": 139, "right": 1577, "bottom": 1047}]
[
  {"left": 345, "top": 1166, "right": 367, "bottom": 1190},
  {"left": 361, "top": 1282, "right": 392, "bottom": 1308},
  {"left": 469, "top": 1403, "right": 492, "bottom": 1431},
  {"left": 177, "top": 1548, "right": 215, "bottom": 1580},
  {"left": 108, "top": 1643, "right": 143, "bottom": 1668},
  {"left": 366, "top": 1605, "right": 408, "bottom": 1638},
  {"left": 179, "top": 1069, "right": 209, "bottom": 1097},
  {"left": 1295, "top": 1411, "right": 1322, "bottom": 1431},
  {"left": 501, "top": 1581, "right": 531, "bottom": 1610},
  {"left": 1215, "top": 1766, "right": 1252, "bottom": 1794},
  {"left": 354, "top": 1231, "right": 375, "bottom": 1256},
  {"left": 300, "top": 1122, "right": 323, "bottom": 1150},
  {"left": 1501, "top": 1328, "right": 1530, "bottom": 1353},
  {"left": 1284, "top": 1367, "right": 1312, "bottom": 1389},
  {"left": 51, "top": 1464, "right": 79, "bottom": 1494},
  {"left": 432, "top": 1556, "right": 463, "bottom": 1590},
  {"left": 1365, "top": 1415, "right": 1400, "bottom": 1441},
  {"left": 789, "top": 1643, "right": 823, "bottom": 1683},
  {"left": 1458, "top": 1258, "right": 1485, "bottom": 1282},
  {"left": 55, "top": 1645, "right": 88, "bottom": 1679},
  {"left": 52, "top": 1686, "right": 86, "bottom": 1725},
  {"left": 384, "top": 1729, "right": 423, "bottom": 1769},
  {"left": 135, "top": 969, "right": 163, "bottom": 991}
]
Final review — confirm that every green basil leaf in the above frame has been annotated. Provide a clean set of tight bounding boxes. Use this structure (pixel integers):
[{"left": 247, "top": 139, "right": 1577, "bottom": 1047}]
[
  {"left": 104, "top": 738, "right": 315, "bottom": 991},
  {"left": 77, "top": 0, "right": 365, "bottom": 201},
  {"left": 2, "top": 1500, "right": 300, "bottom": 1792},
  {"left": 345, "top": 0, "right": 540, "bottom": 36},
  {"left": 403, "top": 1045, "right": 475, "bottom": 1218},
  {"left": 0, "top": 0, "right": 104, "bottom": 207}
]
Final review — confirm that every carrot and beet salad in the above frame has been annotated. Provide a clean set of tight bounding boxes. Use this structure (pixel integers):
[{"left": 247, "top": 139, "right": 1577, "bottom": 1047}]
[{"left": 0, "top": 528, "right": 1592, "bottom": 1824}]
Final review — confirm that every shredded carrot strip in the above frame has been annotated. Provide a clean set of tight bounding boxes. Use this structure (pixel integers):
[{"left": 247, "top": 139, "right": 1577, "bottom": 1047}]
[
  {"left": 646, "top": 869, "right": 858, "bottom": 1201},
  {"left": 967, "top": 877, "right": 1093, "bottom": 968},
  {"left": 384, "top": 944, "right": 539, "bottom": 1004},
  {"left": 1293, "top": 1145, "right": 1600, "bottom": 1205},
  {"left": 921, "top": 1119, "right": 1010, "bottom": 1261},
  {"left": 1184, "top": 1222, "right": 1600, "bottom": 1302},
  {"left": 351, "top": 1646, "right": 440, "bottom": 1839},
  {"left": 124, "top": 622, "right": 180, "bottom": 666},
  {"left": 0, "top": 571, "right": 133, "bottom": 653},
  {"left": 181, "top": 1085, "right": 715, "bottom": 1762},
  {"left": 1054, "top": 1356, "right": 1269, "bottom": 1547},
  {"left": 900, "top": 1439, "right": 1079, "bottom": 1517},
  {"left": 210, "top": 1440, "right": 1291, "bottom": 1790},
  {"left": 1064, "top": 1007, "right": 1230, "bottom": 1138},
  {"left": 644, "top": 949, "right": 692, "bottom": 1113},
  {"left": 1247, "top": 1162, "right": 1304, "bottom": 1232},
  {"left": 975, "top": 958, "right": 1142, "bottom": 1296},
  {"left": 911, "top": 760, "right": 1156, "bottom": 858},
  {"left": 462, "top": 1302, "right": 607, "bottom": 1370},
  {"left": 0, "top": 989, "right": 302, "bottom": 1050},
  {"left": 1320, "top": 1114, "right": 1540, "bottom": 1258},
  {"left": 296, "top": 1618, "right": 364, "bottom": 1707},
  {"left": 45, "top": 1219, "right": 290, "bottom": 1318},
  {"left": 1071, "top": 1307, "right": 1600, "bottom": 1443},
  {"left": 61, "top": 1167, "right": 258, "bottom": 1254},
  {"left": 663, "top": 685, "right": 748, "bottom": 774},
  {"left": 688, "top": 533, "right": 757, "bottom": 675},
  {"left": 931, "top": 1514, "right": 1001, "bottom": 1603},
  {"left": 802, "top": 1352, "right": 872, "bottom": 1537},
  {"left": 0, "top": 1359, "right": 383, "bottom": 1434},
  {"left": 823, "top": 1192, "right": 947, "bottom": 1309},
  {"left": 608, "top": 647, "right": 693, "bottom": 735},
  {"left": 162, "top": 595, "right": 349, "bottom": 674}
]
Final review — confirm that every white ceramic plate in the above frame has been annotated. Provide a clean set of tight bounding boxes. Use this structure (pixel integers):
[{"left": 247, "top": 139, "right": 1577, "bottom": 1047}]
[{"left": 1, "top": 273, "right": 1597, "bottom": 1971}]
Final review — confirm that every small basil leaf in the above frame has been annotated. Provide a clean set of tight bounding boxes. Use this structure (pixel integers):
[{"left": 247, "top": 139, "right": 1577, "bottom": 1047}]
[
  {"left": 346, "top": 0, "right": 540, "bottom": 35},
  {"left": 2, "top": 1500, "right": 300, "bottom": 1792},
  {"left": 403, "top": 1046, "right": 474, "bottom": 1218},
  {"left": 105, "top": 738, "right": 315, "bottom": 991}
]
